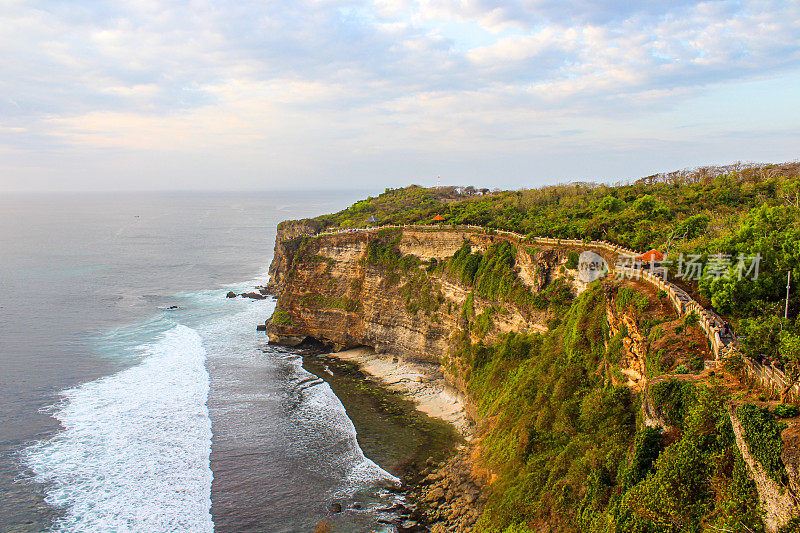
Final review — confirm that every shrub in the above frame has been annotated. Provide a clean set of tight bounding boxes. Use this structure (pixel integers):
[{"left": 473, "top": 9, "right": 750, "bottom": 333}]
[
  {"left": 650, "top": 378, "right": 695, "bottom": 427},
  {"left": 616, "top": 286, "right": 649, "bottom": 314},
  {"left": 722, "top": 352, "right": 745, "bottom": 376},
  {"left": 621, "top": 427, "right": 664, "bottom": 488},
  {"left": 774, "top": 404, "right": 800, "bottom": 418},
  {"left": 565, "top": 251, "right": 580, "bottom": 270},
  {"left": 546, "top": 317, "right": 562, "bottom": 330},
  {"left": 689, "top": 355, "right": 705, "bottom": 371}
]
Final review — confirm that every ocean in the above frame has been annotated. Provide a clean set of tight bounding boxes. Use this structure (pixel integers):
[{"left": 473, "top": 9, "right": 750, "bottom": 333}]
[{"left": 0, "top": 191, "right": 432, "bottom": 532}]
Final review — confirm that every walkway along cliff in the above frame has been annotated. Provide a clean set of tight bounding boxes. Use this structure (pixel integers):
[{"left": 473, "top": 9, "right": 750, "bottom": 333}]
[{"left": 264, "top": 221, "right": 800, "bottom": 533}]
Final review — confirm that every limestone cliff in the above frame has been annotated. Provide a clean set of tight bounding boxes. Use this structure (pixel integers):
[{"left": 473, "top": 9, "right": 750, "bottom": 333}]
[
  {"left": 265, "top": 227, "right": 556, "bottom": 364},
  {"left": 264, "top": 218, "right": 324, "bottom": 296},
  {"left": 263, "top": 223, "right": 800, "bottom": 532}
]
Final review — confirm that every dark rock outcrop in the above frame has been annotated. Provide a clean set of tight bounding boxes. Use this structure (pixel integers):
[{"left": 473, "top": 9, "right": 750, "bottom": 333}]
[
  {"left": 403, "top": 451, "right": 489, "bottom": 533},
  {"left": 240, "top": 292, "right": 266, "bottom": 300}
]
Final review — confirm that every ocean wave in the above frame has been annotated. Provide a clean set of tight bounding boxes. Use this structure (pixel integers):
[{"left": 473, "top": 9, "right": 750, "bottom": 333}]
[{"left": 25, "top": 325, "right": 213, "bottom": 533}]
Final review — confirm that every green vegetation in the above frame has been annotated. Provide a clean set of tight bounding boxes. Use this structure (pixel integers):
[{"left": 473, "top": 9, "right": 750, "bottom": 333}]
[
  {"left": 615, "top": 388, "right": 762, "bottom": 533},
  {"left": 364, "top": 228, "right": 416, "bottom": 273},
  {"left": 445, "top": 285, "right": 763, "bottom": 532},
  {"left": 271, "top": 310, "right": 294, "bottom": 326},
  {"left": 616, "top": 286, "right": 649, "bottom": 314},
  {"left": 306, "top": 163, "right": 800, "bottom": 373},
  {"left": 300, "top": 293, "right": 361, "bottom": 312},
  {"left": 620, "top": 427, "right": 664, "bottom": 489},
  {"left": 443, "top": 242, "right": 540, "bottom": 310},
  {"left": 650, "top": 378, "right": 695, "bottom": 429},
  {"left": 362, "top": 227, "right": 421, "bottom": 286},
  {"left": 402, "top": 271, "right": 443, "bottom": 316},
  {"left": 737, "top": 403, "right": 787, "bottom": 485},
  {"left": 565, "top": 251, "right": 580, "bottom": 270},
  {"left": 314, "top": 185, "right": 455, "bottom": 228},
  {"left": 774, "top": 404, "right": 800, "bottom": 418}
]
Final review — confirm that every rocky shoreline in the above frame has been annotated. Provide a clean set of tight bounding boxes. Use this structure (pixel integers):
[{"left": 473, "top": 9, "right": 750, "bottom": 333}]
[
  {"left": 308, "top": 346, "right": 489, "bottom": 532},
  {"left": 399, "top": 450, "right": 489, "bottom": 533}
]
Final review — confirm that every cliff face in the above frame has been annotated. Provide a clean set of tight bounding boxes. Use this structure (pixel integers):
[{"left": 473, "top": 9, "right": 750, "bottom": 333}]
[
  {"left": 264, "top": 218, "right": 324, "bottom": 296},
  {"left": 605, "top": 290, "right": 648, "bottom": 392},
  {"left": 265, "top": 228, "right": 555, "bottom": 364},
  {"left": 263, "top": 223, "right": 800, "bottom": 532}
]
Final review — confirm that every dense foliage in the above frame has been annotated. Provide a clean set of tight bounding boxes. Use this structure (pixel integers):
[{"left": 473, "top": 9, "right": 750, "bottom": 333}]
[
  {"left": 450, "top": 286, "right": 764, "bottom": 532},
  {"left": 311, "top": 162, "right": 800, "bottom": 374},
  {"left": 649, "top": 378, "right": 695, "bottom": 429},
  {"left": 442, "top": 242, "right": 544, "bottom": 311},
  {"left": 737, "top": 403, "right": 788, "bottom": 485}
]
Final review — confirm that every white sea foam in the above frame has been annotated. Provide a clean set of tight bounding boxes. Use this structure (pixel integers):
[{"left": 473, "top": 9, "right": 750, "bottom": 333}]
[
  {"left": 25, "top": 325, "right": 213, "bottom": 533},
  {"left": 193, "top": 295, "right": 398, "bottom": 496}
]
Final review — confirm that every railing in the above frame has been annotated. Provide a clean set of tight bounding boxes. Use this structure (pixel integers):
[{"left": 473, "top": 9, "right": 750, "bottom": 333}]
[{"left": 740, "top": 356, "right": 800, "bottom": 403}]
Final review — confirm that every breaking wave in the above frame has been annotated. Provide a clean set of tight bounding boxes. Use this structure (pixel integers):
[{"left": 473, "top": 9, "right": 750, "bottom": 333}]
[{"left": 25, "top": 325, "right": 213, "bottom": 532}]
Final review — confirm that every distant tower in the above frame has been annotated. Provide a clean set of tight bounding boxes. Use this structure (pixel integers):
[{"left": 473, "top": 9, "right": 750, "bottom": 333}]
[{"left": 436, "top": 175, "right": 440, "bottom": 188}]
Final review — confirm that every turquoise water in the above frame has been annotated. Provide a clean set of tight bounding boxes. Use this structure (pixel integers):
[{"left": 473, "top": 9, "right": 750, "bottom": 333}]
[{"left": 0, "top": 191, "right": 412, "bottom": 532}]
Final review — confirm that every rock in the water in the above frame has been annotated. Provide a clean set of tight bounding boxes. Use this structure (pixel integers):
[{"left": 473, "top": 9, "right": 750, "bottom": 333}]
[
  {"left": 256, "top": 324, "right": 267, "bottom": 331},
  {"left": 267, "top": 333, "right": 307, "bottom": 346},
  {"left": 398, "top": 521, "right": 424, "bottom": 533},
  {"left": 226, "top": 291, "right": 237, "bottom": 298},
  {"left": 328, "top": 502, "right": 342, "bottom": 513},
  {"left": 375, "top": 503, "right": 405, "bottom": 513},
  {"left": 241, "top": 292, "right": 266, "bottom": 300}
]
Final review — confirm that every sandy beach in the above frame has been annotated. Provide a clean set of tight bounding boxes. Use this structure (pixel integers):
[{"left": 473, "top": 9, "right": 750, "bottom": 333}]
[{"left": 323, "top": 347, "right": 472, "bottom": 438}]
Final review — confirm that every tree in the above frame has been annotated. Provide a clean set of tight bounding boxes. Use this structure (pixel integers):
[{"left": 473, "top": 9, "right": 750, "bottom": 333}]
[{"left": 739, "top": 314, "right": 784, "bottom": 361}]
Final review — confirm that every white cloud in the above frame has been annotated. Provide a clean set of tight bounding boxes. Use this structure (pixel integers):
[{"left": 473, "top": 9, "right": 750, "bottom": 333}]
[{"left": 0, "top": 0, "right": 799, "bottom": 191}]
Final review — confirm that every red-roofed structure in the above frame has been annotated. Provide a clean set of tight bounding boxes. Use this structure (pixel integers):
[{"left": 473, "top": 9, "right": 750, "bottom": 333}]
[
  {"left": 432, "top": 214, "right": 446, "bottom": 221},
  {"left": 636, "top": 249, "right": 664, "bottom": 262}
]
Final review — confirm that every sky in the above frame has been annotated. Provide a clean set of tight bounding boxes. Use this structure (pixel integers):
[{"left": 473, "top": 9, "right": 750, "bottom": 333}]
[{"left": 1, "top": 0, "right": 799, "bottom": 192}]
